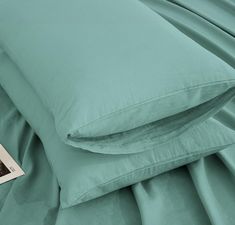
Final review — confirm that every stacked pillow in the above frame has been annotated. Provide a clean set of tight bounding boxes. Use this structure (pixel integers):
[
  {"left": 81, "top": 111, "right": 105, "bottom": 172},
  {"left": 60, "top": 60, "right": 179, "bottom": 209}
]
[{"left": 0, "top": 0, "right": 235, "bottom": 208}]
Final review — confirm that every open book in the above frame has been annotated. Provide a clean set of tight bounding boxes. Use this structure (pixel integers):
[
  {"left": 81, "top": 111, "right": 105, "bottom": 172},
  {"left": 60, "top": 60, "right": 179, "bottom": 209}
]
[{"left": 0, "top": 144, "right": 24, "bottom": 184}]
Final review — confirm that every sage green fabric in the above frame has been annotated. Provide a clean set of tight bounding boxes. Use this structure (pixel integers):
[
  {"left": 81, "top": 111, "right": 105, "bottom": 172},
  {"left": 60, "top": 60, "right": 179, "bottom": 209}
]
[
  {"left": 0, "top": 86, "right": 141, "bottom": 225},
  {"left": 1, "top": 0, "right": 235, "bottom": 210},
  {"left": 133, "top": 146, "right": 235, "bottom": 225},
  {"left": 0, "top": 0, "right": 235, "bottom": 225},
  {"left": 2, "top": 87, "right": 235, "bottom": 225},
  {"left": 0, "top": 0, "right": 235, "bottom": 155},
  {"left": 141, "top": 0, "right": 235, "bottom": 68},
  {"left": 0, "top": 87, "right": 59, "bottom": 225},
  {"left": 1, "top": 51, "right": 235, "bottom": 208},
  {"left": 133, "top": 167, "right": 211, "bottom": 225}
]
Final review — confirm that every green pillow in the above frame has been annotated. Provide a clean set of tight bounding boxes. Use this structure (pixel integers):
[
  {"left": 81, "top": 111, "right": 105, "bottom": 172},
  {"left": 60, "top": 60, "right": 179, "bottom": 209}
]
[
  {"left": 0, "top": 83, "right": 141, "bottom": 225},
  {"left": 1, "top": 0, "right": 235, "bottom": 209},
  {"left": 1, "top": 52, "right": 235, "bottom": 208},
  {"left": 0, "top": 0, "right": 235, "bottom": 155}
]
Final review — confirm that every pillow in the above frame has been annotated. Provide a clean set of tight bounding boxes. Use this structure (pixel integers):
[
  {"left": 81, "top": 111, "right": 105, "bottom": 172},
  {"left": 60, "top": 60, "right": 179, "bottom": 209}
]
[
  {"left": 0, "top": 0, "right": 235, "bottom": 155},
  {"left": 1, "top": 0, "right": 235, "bottom": 208},
  {"left": 0, "top": 85, "right": 141, "bottom": 225},
  {"left": 1, "top": 52, "right": 235, "bottom": 208}
]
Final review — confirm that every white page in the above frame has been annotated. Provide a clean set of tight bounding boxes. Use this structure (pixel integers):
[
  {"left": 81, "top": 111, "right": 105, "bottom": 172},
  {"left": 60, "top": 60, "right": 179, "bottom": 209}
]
[{"left": 0, "top": 144, "right": 24, "bottom": 184}]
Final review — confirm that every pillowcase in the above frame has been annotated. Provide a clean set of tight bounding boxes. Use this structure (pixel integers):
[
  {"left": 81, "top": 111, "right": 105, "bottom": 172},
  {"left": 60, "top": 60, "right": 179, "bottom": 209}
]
[
  {"left": 1, "top": 52, "right": 235, "bottom": 209},
  {"left": 1, "top": 0, "right": 235, "bottom": 208},
  {"left": 0, "top": 0, "right": 235, "bottom": 155},
  {"left": 0, "top": 82, "right": 141, "bottom": 225}
]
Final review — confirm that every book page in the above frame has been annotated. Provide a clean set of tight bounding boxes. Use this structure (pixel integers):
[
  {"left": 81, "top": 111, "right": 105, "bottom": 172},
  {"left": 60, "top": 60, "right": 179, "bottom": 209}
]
[{"left": 0, "top": 144, "right": 24, "bottom": 184}]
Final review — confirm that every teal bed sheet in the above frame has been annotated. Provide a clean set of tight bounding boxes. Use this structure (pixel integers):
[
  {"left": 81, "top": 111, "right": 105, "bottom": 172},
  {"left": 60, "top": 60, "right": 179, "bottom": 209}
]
[
  {"left": 141, "top": 0, "right": 235, "bottom": 68},
  {"left": 0, "top": 0, "right": 235, "bottom": 225}
]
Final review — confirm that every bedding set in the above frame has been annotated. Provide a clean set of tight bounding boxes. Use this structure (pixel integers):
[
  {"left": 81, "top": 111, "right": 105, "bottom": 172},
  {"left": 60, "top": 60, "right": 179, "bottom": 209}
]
[{"left": 0, "top": 0, "right": 234, "bottom": 224}]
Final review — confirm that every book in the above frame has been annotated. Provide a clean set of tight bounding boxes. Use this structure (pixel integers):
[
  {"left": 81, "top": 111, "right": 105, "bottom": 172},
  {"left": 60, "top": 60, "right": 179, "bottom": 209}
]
[{"left": 0, "top": 144, "right": 25, "bottom": 184}]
